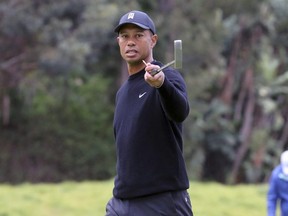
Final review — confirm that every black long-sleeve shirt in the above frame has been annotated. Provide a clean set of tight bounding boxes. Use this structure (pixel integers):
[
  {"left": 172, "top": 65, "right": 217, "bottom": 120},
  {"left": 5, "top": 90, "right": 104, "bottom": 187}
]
[{"left": 113, "top": 61, "right": 190, "bottom": 199}]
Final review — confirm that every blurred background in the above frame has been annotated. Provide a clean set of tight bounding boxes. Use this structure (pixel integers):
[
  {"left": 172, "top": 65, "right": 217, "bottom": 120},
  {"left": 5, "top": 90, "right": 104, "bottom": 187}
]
[{"left": 0, "top": 0, "right": 288, "bottom": 185}]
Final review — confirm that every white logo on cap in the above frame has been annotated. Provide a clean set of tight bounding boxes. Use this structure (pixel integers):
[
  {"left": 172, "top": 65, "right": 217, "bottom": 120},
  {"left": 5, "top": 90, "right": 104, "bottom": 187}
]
[{"left": 127, "top": 12, "right": 135, "bottom": 19}]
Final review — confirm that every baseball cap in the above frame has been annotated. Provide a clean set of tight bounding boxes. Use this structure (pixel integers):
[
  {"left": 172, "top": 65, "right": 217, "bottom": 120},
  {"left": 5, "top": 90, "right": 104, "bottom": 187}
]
[
  {"left": 114, "top": 10, "right": 156, "bottom": 34},
  {"left": 281, "top": 150, "right": 288, "bottom": 175}
]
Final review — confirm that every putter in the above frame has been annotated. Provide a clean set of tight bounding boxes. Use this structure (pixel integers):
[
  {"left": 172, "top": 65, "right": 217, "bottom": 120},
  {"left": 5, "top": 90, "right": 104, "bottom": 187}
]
[{"left": 143, "top": 40, "right": 182, "bottom": 76}]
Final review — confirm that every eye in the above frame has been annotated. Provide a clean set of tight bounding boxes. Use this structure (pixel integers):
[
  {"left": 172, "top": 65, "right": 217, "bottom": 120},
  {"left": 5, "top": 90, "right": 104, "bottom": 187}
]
[
  {"left": 120, "top": 34, "right": 128, "bottom": 39},
  {"left": 136, "top": 33, "right": 144, "bottom": 38}
]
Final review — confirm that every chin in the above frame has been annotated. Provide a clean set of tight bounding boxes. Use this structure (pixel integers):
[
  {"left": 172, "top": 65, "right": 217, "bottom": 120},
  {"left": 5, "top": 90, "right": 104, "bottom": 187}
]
[{"left": 127, "top": 59, "right": 141, "bottom": 66}]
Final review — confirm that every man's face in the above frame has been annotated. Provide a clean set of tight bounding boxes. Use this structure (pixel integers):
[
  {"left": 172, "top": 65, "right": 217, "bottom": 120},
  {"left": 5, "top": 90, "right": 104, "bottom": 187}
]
[{"left": 117, "top": 24, "right": 157, "bottom": 66}]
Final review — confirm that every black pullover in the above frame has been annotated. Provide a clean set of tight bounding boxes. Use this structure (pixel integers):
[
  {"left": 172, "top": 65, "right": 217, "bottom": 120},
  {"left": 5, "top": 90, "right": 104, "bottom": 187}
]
[{"left": 113, "top": 61, "right": 190, "bottom": 199}]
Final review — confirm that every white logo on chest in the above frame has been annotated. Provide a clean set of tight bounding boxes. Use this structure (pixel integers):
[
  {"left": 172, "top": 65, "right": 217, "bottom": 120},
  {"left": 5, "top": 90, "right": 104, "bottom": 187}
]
[{"left": 139, "top": 92, "right": 147, "bottom": 98}]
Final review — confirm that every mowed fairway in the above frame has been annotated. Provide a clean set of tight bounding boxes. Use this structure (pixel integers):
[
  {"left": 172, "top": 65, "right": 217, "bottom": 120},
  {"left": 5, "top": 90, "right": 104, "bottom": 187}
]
[{"left": 0, "top": 180, "right": 267, "bottom": 216}]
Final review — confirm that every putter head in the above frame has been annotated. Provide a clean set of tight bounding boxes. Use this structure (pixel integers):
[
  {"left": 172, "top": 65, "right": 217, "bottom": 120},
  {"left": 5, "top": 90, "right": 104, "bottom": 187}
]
[{"left": 174, "top": 40, "right": 182, "bottom": 69}]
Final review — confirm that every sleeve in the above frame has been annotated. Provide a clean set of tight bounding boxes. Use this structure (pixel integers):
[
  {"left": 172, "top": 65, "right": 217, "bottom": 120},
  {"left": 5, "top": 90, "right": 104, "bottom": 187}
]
[
  {"left": 157, "top": 69, "right": 190, "bottom": 122},
  {"left": 267, "top": 170, "right": 278, "bottom": 216}
]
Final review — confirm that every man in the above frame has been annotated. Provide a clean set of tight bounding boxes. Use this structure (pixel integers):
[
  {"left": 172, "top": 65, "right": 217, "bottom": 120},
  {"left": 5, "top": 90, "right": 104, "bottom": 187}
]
[
  {"left": 106, "top": 10, "right": 193, "bottom": 216},
  {"left": 267, "top": 150, "right": 288, "bottom": 216}
]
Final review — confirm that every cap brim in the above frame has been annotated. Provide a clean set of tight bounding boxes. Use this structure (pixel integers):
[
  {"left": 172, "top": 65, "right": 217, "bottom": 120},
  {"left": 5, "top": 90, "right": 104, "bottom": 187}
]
[{"left": 114, "top": 22, "right": 150, "bottom": 33}]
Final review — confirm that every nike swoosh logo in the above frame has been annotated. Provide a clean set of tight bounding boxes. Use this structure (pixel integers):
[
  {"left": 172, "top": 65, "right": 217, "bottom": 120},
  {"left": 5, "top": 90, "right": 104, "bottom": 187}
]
[{"left": 139, "top": 92, "right": 147, "bottom": 98}]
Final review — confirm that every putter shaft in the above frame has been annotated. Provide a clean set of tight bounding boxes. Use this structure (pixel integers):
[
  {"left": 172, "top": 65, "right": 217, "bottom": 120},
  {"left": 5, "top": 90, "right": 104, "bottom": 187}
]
[{"left": 150, "top": 60, "right": 175, "bottom": 76}]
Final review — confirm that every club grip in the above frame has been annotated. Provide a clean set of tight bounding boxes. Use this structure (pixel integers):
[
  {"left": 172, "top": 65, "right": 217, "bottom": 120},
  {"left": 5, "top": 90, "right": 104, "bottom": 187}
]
[{"left": 150, "top": 68, "right": 159, "bottom": 76}]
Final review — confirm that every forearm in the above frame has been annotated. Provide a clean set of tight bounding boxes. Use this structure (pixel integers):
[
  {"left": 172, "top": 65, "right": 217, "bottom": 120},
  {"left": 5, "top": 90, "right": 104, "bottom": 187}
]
[{"left": 157, "top": 77, "right": 189, "bottom": 122}]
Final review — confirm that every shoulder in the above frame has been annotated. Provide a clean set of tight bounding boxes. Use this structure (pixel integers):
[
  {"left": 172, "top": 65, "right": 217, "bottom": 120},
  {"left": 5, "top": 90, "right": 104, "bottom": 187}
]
[
  {"left": 273, "top": 165, "right": 281, "bottom": 172},
  {"left": 115, "top": 81, "right": 128, "bottom": 100},
  {"left": 271, "top": 165, "right": 282, "bottom": 177}
]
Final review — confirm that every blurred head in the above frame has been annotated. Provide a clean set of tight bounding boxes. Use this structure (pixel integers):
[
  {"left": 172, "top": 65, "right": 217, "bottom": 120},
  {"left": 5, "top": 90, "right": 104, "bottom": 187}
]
[{"left": 281, "top": 150, "right": 288, "bottom": 175}]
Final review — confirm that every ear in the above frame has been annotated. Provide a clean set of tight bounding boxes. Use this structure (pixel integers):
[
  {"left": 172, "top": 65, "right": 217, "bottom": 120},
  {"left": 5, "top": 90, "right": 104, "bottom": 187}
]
[{"left": 151, "top": 34, "right": 158, "bottom": 48}]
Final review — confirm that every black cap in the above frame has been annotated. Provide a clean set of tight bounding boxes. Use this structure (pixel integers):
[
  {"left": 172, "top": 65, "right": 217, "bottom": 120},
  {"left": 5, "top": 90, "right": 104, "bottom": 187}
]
[{"left": 114, "top": 10, "right": 156, "bottom": 34}]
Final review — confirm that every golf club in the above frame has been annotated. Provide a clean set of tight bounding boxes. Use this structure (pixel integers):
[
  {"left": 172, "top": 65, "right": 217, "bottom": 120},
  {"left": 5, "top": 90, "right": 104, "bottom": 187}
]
[{"left": 143, "top": 40, "right": 182, "bottom": 76}]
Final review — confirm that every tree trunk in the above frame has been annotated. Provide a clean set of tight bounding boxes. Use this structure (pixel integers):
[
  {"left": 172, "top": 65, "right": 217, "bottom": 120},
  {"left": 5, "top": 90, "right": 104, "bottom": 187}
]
[
  {"left": 2, "top": 94, "right": 10, "bottom": 126},
  {"left": 277, "top": 116, "right": 288, "bottom": 149},
  {"left": 219, "top": 33, "right": 242, "bottom": 105},
  {"left": 230, "top": 68, "right": 255, "bottom": 183}
]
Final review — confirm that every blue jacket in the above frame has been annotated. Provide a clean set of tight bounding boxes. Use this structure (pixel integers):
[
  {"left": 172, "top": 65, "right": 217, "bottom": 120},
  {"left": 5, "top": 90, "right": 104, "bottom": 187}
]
[{"left": 267, "top": 165, "right": 288, "bottom": 216}]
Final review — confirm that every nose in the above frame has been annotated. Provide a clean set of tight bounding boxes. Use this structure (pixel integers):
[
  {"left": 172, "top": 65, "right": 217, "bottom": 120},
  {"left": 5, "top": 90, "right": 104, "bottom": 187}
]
[{"left": 127, "top": 39, "right": 136, "bottom": 47}]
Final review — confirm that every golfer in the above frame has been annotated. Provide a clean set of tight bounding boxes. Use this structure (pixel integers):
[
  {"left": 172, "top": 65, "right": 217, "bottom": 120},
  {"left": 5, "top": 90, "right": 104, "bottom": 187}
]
[
  {"left": 267, "top": 150, "right": 288, "bottom": 216},
  {"left": 106, "top": 10, "right": 193, "bottom": 216}
]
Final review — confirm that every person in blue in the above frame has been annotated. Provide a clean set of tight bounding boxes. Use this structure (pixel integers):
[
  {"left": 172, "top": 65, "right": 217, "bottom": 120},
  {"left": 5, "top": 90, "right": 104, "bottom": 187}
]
[
  {"left": 105, "top": 10, "right": 193, "bottom": 216},
  {"left": 267, "top": 150, "right": 288, "bottom": 216}
]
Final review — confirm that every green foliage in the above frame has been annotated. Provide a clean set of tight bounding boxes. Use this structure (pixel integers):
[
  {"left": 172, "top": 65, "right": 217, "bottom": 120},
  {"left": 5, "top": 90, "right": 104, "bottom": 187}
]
[
  {"left": 0, "top": 0, "right": 119, "bottom": 183},
  {"left": 1, "top": 0, "right": 288, "bottom": 184},
  {"left": 182, "top": 0, "right": 288, "bottom": 183},
  {"left": 0, "top": 181, "right": 267, "bottom": 216},
  {"left": 0, "top": 72, "right": 115, "bottom": 182}
]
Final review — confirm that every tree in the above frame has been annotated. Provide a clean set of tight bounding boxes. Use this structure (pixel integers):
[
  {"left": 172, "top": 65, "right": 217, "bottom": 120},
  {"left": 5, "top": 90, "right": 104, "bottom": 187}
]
[{"left": 0, "top": 0, "right": 119, "bottom": 182}]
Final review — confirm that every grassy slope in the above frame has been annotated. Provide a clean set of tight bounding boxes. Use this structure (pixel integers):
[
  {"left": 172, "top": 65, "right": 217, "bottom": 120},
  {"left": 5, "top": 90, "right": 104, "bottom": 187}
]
[{"left": 0, "top": 181, "right": 267, "bottom": 216}]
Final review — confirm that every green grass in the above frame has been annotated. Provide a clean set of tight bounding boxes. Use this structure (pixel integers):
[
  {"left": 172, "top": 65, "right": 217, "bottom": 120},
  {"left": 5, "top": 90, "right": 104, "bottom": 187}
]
[
  {"left": 0, "top": 181, "right": 267, "bottom": 216},
  {"left": 190, "top": 182, "right": 267, "bottom": 216}
]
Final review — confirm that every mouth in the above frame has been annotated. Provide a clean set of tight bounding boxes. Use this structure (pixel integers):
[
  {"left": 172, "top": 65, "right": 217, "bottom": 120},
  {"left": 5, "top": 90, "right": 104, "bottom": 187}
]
[{"left": 125, "top": 49, "right": 138, "bottom": 57}]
